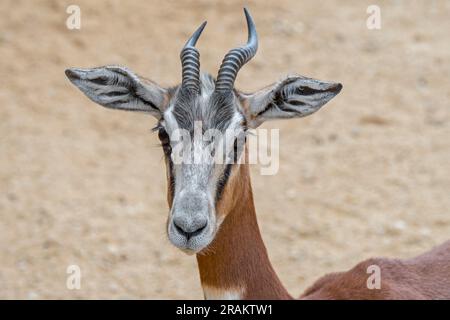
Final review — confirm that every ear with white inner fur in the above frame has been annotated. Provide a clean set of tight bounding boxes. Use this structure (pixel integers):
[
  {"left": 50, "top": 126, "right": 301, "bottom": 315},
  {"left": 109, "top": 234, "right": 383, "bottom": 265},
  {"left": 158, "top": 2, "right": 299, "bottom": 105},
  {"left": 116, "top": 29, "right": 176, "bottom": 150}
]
[
  {"left": 65, "top": 66, "right": 167, "bottom": 119},
  {"left": 240, "top": 75, "right": 342, "bottom": 128}
]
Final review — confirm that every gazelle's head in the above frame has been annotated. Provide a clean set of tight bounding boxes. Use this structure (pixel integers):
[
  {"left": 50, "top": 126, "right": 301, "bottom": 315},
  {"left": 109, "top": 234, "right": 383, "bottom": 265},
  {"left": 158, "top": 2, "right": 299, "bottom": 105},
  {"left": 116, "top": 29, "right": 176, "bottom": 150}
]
[{"left": 65, "top": 8, "right": 341, "bottom": 253}]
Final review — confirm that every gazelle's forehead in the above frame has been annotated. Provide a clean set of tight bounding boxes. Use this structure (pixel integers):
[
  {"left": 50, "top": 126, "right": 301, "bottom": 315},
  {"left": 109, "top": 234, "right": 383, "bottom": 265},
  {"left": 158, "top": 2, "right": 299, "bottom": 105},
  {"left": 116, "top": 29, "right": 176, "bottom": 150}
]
[{"left": 162, "top": 73, "right": 244, "bottom": 134}]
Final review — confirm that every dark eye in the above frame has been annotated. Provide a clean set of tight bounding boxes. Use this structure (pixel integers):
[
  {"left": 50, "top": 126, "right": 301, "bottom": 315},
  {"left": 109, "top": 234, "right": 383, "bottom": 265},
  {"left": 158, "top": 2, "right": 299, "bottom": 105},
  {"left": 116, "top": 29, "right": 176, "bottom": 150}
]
[{"left": 158, "top": 128, "right": 172, "bottom": 155}]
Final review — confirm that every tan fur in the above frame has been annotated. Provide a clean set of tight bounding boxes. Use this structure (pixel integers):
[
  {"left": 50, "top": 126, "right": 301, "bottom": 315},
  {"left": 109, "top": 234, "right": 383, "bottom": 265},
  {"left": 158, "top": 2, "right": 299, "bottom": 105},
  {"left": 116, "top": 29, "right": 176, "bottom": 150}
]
[{"left": 196, "top": 160, "right": 292, "bottom": 299}]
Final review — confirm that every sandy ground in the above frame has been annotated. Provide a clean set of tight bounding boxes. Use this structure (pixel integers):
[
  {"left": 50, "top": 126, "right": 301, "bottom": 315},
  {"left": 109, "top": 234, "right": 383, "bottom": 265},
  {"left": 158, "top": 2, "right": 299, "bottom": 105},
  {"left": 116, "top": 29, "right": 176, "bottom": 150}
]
[{"left": 0, "top": 0, "right": 449, "bottom": 299}]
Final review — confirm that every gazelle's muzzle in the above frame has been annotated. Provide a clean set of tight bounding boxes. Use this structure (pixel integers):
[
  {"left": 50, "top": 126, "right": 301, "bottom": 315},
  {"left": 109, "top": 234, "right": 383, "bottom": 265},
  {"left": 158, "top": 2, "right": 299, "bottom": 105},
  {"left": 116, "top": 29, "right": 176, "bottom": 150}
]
[{"left": 168, "top": 189, "right": 216, "bottom": 252}]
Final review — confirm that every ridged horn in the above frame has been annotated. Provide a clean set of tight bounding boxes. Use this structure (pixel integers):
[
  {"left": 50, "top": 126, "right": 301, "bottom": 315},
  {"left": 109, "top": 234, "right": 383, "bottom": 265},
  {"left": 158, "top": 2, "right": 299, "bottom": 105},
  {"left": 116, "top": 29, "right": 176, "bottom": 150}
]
[
  {"left": 180, "top": 21, "right": 207, "bottom": 92},
  {"left": 215, "top": 8, "right": 258, "bottom": 92}
]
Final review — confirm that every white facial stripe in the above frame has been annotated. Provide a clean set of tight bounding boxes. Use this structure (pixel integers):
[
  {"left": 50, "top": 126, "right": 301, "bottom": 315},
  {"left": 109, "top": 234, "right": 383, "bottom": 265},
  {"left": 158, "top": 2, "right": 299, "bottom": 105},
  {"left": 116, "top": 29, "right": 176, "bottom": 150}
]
[
  {"left": 202, "top": 285, "right": 244, "bottom": 300},
  {"left": 229, "top": 110, "right": 245, "bottom": 130},
  {"left": 162, "top": 107, "right": 179, "bottom": 135}
]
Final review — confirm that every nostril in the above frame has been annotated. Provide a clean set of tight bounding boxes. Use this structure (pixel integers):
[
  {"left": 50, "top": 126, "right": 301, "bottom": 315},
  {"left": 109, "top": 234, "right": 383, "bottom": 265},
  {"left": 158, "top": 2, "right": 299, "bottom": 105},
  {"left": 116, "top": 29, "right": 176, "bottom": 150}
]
[
  {"left": 174, "top": 222, "right": 187, "bottom": 236},
  {"left": 191, "top": 222, "right": 207, "bottom": 237},
  {"left": 173, "top": 219, "right": 207, "bottom": 240}
]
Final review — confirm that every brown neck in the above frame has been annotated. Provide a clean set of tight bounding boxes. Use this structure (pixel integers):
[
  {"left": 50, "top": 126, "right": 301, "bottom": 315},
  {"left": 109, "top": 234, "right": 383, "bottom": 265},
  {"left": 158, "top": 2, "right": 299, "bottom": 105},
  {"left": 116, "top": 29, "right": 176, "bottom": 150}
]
[{"left": 196, "top": 163, "right": 292, "bottom": 300}]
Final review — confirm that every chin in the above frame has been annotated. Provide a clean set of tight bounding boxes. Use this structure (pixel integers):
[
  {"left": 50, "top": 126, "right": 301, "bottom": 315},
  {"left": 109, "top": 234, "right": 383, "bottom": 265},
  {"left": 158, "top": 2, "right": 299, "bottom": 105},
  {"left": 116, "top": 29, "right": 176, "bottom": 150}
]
[{"left": 168, "top": 232, "right": 215, "bottom": 254}]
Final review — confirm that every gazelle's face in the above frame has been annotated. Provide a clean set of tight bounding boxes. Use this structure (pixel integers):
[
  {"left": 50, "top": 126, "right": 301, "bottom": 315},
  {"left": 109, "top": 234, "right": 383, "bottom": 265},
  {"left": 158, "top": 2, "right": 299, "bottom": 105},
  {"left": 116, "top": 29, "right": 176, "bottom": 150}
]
[
  {"left": 158, "top": 75, "right": 248, "bottom": 252},
  {"left": 65, "top": 9, "right": 342, "bottom": 253}
]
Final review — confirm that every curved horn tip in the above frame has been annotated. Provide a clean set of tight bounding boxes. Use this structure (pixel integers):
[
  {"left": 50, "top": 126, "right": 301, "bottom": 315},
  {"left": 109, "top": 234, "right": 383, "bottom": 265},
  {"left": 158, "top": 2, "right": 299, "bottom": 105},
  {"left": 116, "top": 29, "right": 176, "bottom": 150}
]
[
  {"left": 214, "top": 8, "right": 258, "bottom": 92},
  {"left": 184, "top": 21, "right": 208, "bottom": 48},
  {"left": 243, "top": 8, "right": 257, "bottom": 44},
  {"left": 196, "top": 20, "right": 208, "bottom": 37},
  {"left": 243, "top": 7, "right": 251, "bottom": 18},
  {"left": 243, "top": 8, "right": 254, "bottom": 26}
]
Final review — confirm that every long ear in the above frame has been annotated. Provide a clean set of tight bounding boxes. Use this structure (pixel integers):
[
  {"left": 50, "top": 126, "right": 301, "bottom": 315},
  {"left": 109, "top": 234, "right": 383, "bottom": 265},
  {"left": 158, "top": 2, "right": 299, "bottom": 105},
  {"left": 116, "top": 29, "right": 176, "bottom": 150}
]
[
  {"left": 240, "top": 75, "right": 342, "bottom": 128},
  {"left": 65, "top": 66, "right": 167, "bottom": 119}
]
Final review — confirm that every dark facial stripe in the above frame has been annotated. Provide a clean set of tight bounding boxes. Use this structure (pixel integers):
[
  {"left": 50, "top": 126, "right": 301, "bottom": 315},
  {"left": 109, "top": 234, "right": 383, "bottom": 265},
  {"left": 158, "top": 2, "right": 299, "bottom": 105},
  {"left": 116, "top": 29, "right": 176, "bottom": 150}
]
[
  {"left": 167, "top": 156, "right": 175, "bottom": 201},
  {"left": 215, "top": 163, "right": 233, "bottom": 202},
  {"left": 157, "top": 126, "right": 175, "bottom": 201}
]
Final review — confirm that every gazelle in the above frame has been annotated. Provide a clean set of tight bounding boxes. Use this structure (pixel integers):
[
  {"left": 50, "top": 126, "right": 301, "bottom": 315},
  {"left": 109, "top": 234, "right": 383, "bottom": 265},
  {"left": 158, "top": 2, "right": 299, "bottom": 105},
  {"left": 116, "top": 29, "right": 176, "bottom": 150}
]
[{"left": 66, "top": 8, "right": 450, "bottom": 299}]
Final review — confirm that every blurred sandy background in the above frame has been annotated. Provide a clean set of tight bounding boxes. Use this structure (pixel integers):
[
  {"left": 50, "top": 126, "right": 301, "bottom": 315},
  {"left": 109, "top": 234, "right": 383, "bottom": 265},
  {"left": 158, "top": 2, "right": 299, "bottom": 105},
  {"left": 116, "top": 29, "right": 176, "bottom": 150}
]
[{"left": 0, "top": 0, "right": 449, "bottom": 299}]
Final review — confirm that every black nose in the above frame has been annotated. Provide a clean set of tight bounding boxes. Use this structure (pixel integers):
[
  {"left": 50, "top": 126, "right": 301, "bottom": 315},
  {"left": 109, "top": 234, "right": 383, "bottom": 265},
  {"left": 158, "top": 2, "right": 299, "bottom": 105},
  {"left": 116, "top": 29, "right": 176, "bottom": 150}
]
[{"left": 173, "top": 217, "right": 207, "bottom": 240}]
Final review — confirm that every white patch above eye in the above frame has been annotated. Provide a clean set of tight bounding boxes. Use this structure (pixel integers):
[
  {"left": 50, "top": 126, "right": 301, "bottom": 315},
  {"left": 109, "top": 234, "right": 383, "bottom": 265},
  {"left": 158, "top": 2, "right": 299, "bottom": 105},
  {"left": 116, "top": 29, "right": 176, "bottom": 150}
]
[
  {"left": 162, "top": 109, "right": 180, "bottom": 134},
  {"left": 202, "top": 285, "right": 244, "bottom": 300}
]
